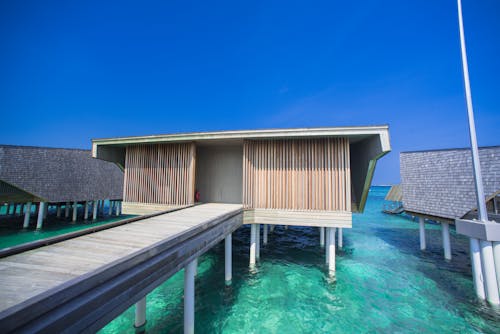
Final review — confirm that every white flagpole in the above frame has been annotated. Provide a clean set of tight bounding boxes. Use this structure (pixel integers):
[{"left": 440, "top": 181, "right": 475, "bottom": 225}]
[{"left": 457, "top": 0, "right": 499, "bottom": 304}]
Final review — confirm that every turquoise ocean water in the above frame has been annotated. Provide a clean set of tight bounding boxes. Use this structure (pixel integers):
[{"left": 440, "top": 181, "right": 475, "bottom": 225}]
[{"left": 98, "top": 186, "right": 500, "bottom": 333}]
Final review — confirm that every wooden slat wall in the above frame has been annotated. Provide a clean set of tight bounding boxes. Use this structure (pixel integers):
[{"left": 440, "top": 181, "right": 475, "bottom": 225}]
[
  {"left": 124, "top": 143, "right": 196, "bottom": 205},
  {"left": 243, "top": 138, "right": 351, "bottom": 211}
]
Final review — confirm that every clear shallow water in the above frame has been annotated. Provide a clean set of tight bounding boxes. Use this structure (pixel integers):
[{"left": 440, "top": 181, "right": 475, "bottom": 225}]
[
  {"left": 0, "top": 206, "right": 135, "bottom": 249},
  {"left": 93, "top": 186, "right": 498, "bottom": 333}
]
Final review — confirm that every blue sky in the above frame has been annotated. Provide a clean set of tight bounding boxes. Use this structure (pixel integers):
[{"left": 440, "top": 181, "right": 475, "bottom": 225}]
[{"left": 1, "top": 0, "right": 499, "bottom": 184}]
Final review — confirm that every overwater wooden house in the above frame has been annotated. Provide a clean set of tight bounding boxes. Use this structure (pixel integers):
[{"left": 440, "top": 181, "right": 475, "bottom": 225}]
[{"left": 93, "top": 126, "right": 391, "bottom": 268}]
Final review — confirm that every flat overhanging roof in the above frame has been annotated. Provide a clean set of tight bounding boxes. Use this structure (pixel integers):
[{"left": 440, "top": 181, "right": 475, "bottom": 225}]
[{"left": 92, "top": 125, "right": 390, "bottom": 156}]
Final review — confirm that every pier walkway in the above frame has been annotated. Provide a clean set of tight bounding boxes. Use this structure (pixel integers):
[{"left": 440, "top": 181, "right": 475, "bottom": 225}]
[{"left": 0, "top": 203, "right": 243, "bottom": 333}]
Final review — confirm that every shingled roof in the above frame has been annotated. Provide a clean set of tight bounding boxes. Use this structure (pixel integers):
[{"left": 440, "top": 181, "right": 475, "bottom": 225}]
[
  {"left": 400, "top": 146, "right": 500, "bottom": 220},
  {"left": 0, "top": 145, "right": 123, "bottom": 203}
]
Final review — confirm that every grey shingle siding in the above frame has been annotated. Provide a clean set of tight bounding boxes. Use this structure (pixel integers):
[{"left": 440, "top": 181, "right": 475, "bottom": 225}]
[
  {"left": 0, "top": 145, "right": 123, "bottom": 202},
  {"left": 400, "top": 146, "right": 500, "bottom": 220}
]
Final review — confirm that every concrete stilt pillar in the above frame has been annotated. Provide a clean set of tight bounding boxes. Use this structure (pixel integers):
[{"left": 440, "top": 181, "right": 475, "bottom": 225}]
[
  {"left": 108, "top": 199, "right": 113, "bottom": 216},
  {"left": 470, "top": 238, "right": 486, "bottom": 300},
  {"left": 263, "top": 224, "right": 268, "bottom": 245},
  {"left": 493, "top": 241, "right": 500, "bottom": 296},
  {"left": 225, "top": 233, "right": 232, "bottom": 284},
  {"left": 320, "top": 227, "right": 325, "bottom": 247},
  {"left": 193, "top": 258, "right": 198, "bottom": 276},
  {"left": 256, "top": 224, "right": 260, "bottom": 260},
  {"left": 72, "top": 202, "right": 78, "bottom": 222},
  {"left": 325, "top": 227, "right": 330, "bottom": 264},
  {"left": 93, "top": 200, "right": 98, "bottom": 221},
  {"left": 115, "top": 201, "right": 120, "bottom": 216},
  {"left": 270, "top": 224, "right": 275, "bottom": 233},
  {"left": 56, "top": 204, "right": 61, "bottom": 218},
  {"left": 338, "top": 228, "right": 343, "bottom": 249},
  {"left": 84, "top": 201, "right": 89, "bottom": 220},
  {"left": 23, "top": 202, "right": 32, "bottom": 228},
  {"left": 480, "top": 240, "right": 500, "bottom": 304},
  {"left": 419, "top": 217, "right": 426, "bottom": 250},
  {"left": 65, "top": 202, "right": 70, "bottom": 218},
  {"left": 184, "top": 259, "right": 196, "bottom": 334},
  {"left": 250, "top": 224, "right": 256, "bottom": 266},
  {"left": 285, "top": 225, "right": 288, "bottom": 230},
  {"left": 328, "top": 227, "right": 336, "bottom": 276},
  {"left": 134, "top": 296, "right": 147, "bottom": 331},
  {"left": 36, "top": 202, "right": 46, "bottom": 229},
  {"left": 43, "top": 203, "right": 48, "bottom": 219},
  {"left": 441, "top": 222, "right": 451, "bottom": 260}
]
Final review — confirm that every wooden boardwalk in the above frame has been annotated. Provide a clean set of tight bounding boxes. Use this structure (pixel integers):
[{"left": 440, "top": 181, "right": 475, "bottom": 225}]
[{"left": 0, "top": 203, "right": 243, "bottom": 332}]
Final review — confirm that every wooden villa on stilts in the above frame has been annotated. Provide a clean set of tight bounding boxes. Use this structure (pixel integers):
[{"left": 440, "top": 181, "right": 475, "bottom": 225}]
[{"left": 93, "top": 126, "right": 391, "bottom": 276}]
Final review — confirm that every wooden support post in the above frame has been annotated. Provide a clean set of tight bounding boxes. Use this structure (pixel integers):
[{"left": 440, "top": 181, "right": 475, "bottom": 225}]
[
  {"left": 134, "top": 296, "right": 147, "bottom": 331},
  {"left": 250, "top": 224, "right": 256, "bottom": 266},
  {"left": 36, "top": 202, "right": 46, "bottom": 229},
  {"left": 23, "top": 202, "right": 32, "bottom": 228},
  {"left": 72, "top": 202, "right": 78, "bottom": 222},
  {"left": 184, "top": 259, "right": 196, "bottom": 334},
  {"left": 419, "top": 217, "right": 426, "bottom": 251},
  {"left": 225, "top": 233, "right": 232, "bottom": 284}
]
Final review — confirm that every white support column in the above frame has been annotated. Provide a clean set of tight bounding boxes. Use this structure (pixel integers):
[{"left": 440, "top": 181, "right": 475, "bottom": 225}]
[
  {"left": 419, "top": 217, "right": 426, "bottom": 250},
  {"left": 493, "top": 242, "right": 500, "bottom": 294},
  {"left": 72, "top": 202, "right": 78, "bottom": 222},
  {"left": 65, "top": 202, "right": 70, "bottom": 218},
  {"left": 338, "top": 228, "right": 343, "bottom": 249},
  {"left": 193, "top": 258, "right": 198, "bottom": 276},
  {"left": 93, "top": 200, "right": 98, "bottom": 221},
  {"left": 184, "top": 259, "right": 196, "bottom": 334},
  {"left": 250, "top": 224, "right": 256, "bottom": 267},
  {"left": 320, "top": 227, "right": 325, "bottom": 248},
  {"left": 441, "top": 222, "right": 451, "bottom": 260},
  {"left": 56, "top": 204, "right": 61, "bottom": 218},
  {"left": 256, "top": 224, "right": 260, "bottom": 261},
  {"left": 480, "top": 240, "right": 500, "bottom": 304},
  {"left": 23, "top": 202, "right": 32, "bottom": 228},
  {"left": 84, "top": 201, "right": 89, "bottom": 220},
  {"left": 43, "top": 203, "right": 48, "bottom": 219},
  {"left": 328, "top": 227, "right": 336, "bottom": 277},
  {"left": 225, "top": 233, "right": 232, "bottom": 284},
  {"left": 470, "top": 238, "right": 486, "bottom": 300},
  {"left": 270, "top": 224, "right": 275, "bottom": 233},
  {"left": 285, "top": 225, "right": 288, "bottom": 230},
  {"left": 263, "top": 224, "right": 268, "bottom": 245},
  {"left": 36, "top": 202, "right": 46, "bottom": 229},
  {"left": 115, "top": 201, "right": 120, "bottom": 216},
  {"left": 325, "top": 227, "right": 330, "bottom": 264},
  {"left": 134, "top": 296, "right": 147, "bottom": 330},
  {"left": 108, "top": 199, "right": 113, "bottom": 216}
]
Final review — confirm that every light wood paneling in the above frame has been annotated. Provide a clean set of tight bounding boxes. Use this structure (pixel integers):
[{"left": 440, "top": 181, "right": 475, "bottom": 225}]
[
  {"left": 243, "top": 209, "right": 352, "bottom": 228},
  {"left": 124, "top": 143, "right": 196, "bottom": 205},
  {"left": 243, "top": 138, "right": 351, "bottom": 211}
]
